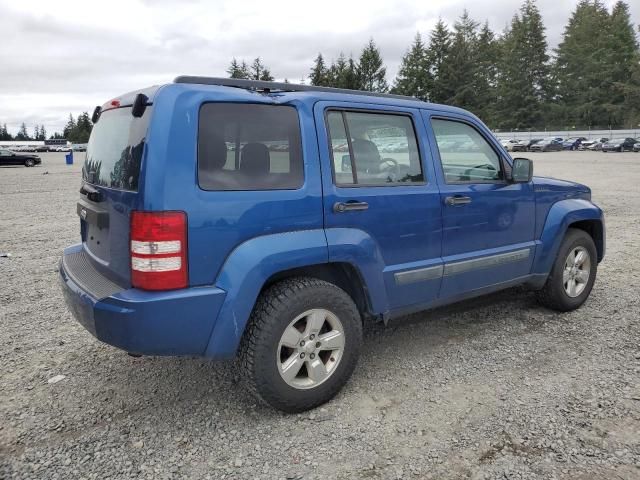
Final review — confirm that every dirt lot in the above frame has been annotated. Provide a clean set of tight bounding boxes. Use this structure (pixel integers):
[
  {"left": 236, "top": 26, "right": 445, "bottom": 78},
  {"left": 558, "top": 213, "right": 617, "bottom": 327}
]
[{"left": 1, "top": 151, "right": 639, "bottom": 479}]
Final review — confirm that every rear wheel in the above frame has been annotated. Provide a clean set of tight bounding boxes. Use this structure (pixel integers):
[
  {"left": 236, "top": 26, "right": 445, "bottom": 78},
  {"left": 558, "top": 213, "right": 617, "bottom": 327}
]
[
  {"left": 24, "top": 158, "right": 35, "bottom": 167},
  {"left": 239, "top": 277, "right": 362, "bottom": 412},
  {"left": 536, "top": 228, "right": 597, "bottom": 311}
]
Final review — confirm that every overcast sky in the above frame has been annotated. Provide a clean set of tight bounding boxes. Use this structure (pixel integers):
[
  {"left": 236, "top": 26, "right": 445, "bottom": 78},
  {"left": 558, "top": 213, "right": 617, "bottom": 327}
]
[{"left": 0, "top": 0, "right": 635, "bottom": 136}]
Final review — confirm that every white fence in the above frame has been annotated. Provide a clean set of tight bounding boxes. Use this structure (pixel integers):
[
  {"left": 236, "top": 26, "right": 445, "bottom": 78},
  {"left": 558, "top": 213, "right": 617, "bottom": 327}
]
[{"left": 493, "top": 129, "right": 640, "bottom": 141}]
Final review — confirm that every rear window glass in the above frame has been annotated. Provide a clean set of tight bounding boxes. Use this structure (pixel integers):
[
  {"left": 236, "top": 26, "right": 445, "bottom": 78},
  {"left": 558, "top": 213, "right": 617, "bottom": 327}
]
[
  {"left": 82, "top": 107, "right": 149, "bottom": 191},
  {"left": 198, "top": 103, "right": 303, "bottom": 191}
]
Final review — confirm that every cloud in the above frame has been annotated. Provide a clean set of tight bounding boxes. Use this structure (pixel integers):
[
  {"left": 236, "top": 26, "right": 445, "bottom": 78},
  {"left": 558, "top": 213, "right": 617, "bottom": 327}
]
[{"left": 0, "top": 0, "right": 636, "bottom": 135}]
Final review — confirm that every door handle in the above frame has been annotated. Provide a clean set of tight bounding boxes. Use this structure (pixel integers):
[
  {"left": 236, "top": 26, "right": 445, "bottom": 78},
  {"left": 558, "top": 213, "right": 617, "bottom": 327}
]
[
  {"left": 333, "top": 201, "right": 369, "bottom": 213},
  {"left": 444, "top": 195, "right": 472, "bottom": 206}
]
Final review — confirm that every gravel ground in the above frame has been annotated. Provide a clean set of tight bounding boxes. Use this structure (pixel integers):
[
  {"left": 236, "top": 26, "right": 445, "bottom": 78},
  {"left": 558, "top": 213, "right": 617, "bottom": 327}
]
[{"left": 1, "top": 151, "right": 639, "bottom": 480}]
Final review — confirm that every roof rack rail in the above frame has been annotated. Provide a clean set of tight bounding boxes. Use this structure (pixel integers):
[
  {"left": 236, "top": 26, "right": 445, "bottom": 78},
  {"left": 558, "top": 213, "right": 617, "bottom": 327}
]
[{"left": 173, "top": 76, "right": 420, "bottom": 101}]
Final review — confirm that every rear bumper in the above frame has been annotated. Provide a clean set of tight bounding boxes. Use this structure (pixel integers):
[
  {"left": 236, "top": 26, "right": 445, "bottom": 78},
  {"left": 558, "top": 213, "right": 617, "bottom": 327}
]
[{"left": 59, "top": 244, "right": 226, "bottom": 356}]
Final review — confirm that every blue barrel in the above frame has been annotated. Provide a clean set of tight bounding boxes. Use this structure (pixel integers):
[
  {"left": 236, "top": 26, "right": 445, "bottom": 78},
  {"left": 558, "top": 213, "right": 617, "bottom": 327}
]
[{"left": 65, "top": 152, "right": 73, "bottom": 165}]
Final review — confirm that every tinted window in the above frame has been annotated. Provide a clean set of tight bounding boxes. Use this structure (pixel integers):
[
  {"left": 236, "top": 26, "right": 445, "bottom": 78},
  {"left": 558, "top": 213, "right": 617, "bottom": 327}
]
[
  {"left": 83, "top": 107, "right": 149, "bottom": 191},
  {"left": 327, "top": 110, "right": 424, "bottom": 186},
  {"left": 431, "top": 119, "right": 503, "bottom": 183},
  {"left": 198, "top": 103, "right": 303, "bottom": 191}
]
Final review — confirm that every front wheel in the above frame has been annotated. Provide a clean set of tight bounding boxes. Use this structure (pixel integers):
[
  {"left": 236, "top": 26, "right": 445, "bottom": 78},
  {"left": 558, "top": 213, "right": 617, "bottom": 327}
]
[
  {"left": 536, "top": 228, "right": 597, "bottom": 311},
  {"left": 239, "top": 277, "right": 362, "bottom": 412},
  {"left": 24, "top": 158, "right": 35, "bottom": 167}
]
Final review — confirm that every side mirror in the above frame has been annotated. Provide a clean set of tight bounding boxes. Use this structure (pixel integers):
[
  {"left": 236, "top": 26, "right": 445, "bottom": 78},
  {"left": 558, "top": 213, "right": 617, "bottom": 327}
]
[{"left": 512, "top": 158, "right": 533, "bottom": 183}]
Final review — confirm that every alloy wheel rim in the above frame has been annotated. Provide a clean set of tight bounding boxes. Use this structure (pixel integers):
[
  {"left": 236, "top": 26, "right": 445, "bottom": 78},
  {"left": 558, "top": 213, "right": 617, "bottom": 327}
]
[
  {"left": 276, "top": 308, "right": 345, "bottom": 390},
  {"left": 563, "top": 246, "right": 591, "bottom": 298}
]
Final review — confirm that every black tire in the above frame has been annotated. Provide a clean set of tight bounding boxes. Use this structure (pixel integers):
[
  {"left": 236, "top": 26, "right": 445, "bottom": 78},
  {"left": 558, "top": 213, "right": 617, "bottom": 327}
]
[
  {"left": 24, "top": 158, "right": 35, "bottom": 167},
  {"left": 536, "top": 228, "right": 598, "bottom": 312},
  {"left": 239, "top": 277, "right": 362, "bottom": 413}
]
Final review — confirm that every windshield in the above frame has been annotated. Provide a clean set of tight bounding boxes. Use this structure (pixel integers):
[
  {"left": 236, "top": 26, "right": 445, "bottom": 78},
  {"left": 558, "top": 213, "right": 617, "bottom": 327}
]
[
  {"left": 610, "top": 138, "right": 626, "bottom": 143},
  {"left": 82, "top": 106, "right": 151, "bottom": 191}
]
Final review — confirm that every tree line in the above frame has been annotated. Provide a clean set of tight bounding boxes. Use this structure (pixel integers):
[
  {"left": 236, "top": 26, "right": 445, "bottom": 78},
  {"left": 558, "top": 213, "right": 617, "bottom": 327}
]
[
  {"left": 2, "top": 0, "right": 637, "bottom": 137},
  {"left": 0, "top": 112, "right": 93, "bottom": 143},
  {"left": 0, "top": 123, "right": 48, "bottom": 141},
  {"left": 228, "top": 0, "right": 640, "bottom": 130}
]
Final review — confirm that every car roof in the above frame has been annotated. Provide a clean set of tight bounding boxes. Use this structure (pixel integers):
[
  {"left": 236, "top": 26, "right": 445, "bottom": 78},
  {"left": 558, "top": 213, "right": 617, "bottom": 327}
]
[{"left": 104, "top": 77, "right": 478, "bottom": 120}]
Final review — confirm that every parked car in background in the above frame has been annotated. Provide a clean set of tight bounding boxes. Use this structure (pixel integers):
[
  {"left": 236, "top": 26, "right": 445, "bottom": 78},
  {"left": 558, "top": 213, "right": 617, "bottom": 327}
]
[
  {"left": 633, "top": 142, "right": 640, "bottom": 152},
  {"left": 510, "top": 141, "right": 529, "bottom": 152},
  {"left": 521, "top": 138, "right": 543, "bottom": 151},
  {"left": 55, "top": 145, "right": 72, "bottom": 152},
  {"left": 579, "top": 138, "right": 608, "bottom": 151},
  {"left": 562, "top": 137, "right": 588, "bottom": 151},
  {"left": 0, "top": 148, "right": 42, "bottom": 167},
  {"left": 529, "top": 137, "right": 564, "bottom": 152},
  {"left": 72, "top": 144, "right": 88, "bottom": 152},
  {"left": 602, "top": 138, "right": 638, "bottom": 152},
  {"left": 500, "top": 139, "right": 521, "bottom": 151}
]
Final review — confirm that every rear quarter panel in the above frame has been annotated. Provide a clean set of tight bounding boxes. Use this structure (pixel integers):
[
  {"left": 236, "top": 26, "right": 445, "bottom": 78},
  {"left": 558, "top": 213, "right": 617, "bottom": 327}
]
[{"left": 144, "top": 84, "right": 324, "bottom": 287}]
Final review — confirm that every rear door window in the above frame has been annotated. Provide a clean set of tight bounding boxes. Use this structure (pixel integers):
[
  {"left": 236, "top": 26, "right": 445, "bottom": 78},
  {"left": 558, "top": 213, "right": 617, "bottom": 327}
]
[
  {"left": 198, "top": 103, "right": 303, "bottom": 191},
  {"left": 326, "top": 110, "right": 424, "bottom": 186}
]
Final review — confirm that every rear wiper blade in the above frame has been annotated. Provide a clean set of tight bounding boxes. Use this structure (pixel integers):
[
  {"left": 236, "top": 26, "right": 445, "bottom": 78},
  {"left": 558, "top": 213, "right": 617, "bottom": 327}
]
[{"left": 80, "top": 183, "right": 103, "bottom": 203}]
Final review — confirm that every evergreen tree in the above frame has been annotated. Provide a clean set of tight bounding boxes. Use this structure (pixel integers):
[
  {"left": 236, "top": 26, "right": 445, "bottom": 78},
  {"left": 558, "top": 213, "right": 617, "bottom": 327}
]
[
  {"left": 227, "top": 58, "right": 243, "bottom": 78},
  {"left": 227, "top": 58, "right": 252, "bottom": 79},
  {"left": 239, "top": 60, "right": 251, "bottom": 79},
  {"left": 16, "top": 122, "right": 30, "bottom": 140},
  {"left": 0, "top": 123, "right": 13, "bottom": 141},
  {"left": 250, "top": 57, "right": 274, "bottom": 81},
  {"left": 553, "top": 1, "right": 611, "bottom": 127},
  {"left": 426, "top": 19, "right": 453, "bottom": 103},
  {"left": 75, "top": 112, "right": 93, "bottom": 143},
  {"left": 607, "top": 1, "right": 639, "bottom": 125},
  {"left": 443, "top": 11, "right": 480, "bottom": 109},
  {"left": 496, "top": 0, "right": 550, "bottom": 129},
  {"left": 326, "top": 53, "right": 357, "bottom": 89},
  {"left": 39, "top": 125, "right": 47, "bottom": 141},
  {"left": 392, "top": 33, "right": 431, "bottom": 100},
  {"left": 309, "top": 53, "right": 330, "bottom": 86},
  {"left": 63, "top": 114, "right": 76, "bottom": 139},
  {"left": 345, "top": 56, "right": 360, "bottom": 90},
  {"left": 259, "top": 67, "right": 274, "bottom": 81},
  {"left": 623, "top": 54, "right": 640, "bottom": 127},
  {"left": 357, "top": 39, "right": 388, "bottom": 92},
  {"left": 474, "top": 22, "right": 500, "bottom": 124}
]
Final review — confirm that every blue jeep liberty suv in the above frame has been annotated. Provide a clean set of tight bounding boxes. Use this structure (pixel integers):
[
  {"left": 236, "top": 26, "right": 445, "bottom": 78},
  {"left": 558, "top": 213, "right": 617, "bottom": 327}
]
[{"left": 60, "top": 77, "right": 605, "bottom": 412}]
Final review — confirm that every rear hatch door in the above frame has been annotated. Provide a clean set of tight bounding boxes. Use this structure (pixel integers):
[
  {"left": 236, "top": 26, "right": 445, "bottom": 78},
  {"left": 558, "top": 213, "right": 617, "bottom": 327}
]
[{"left": 79, "top": 102, "right": 152, "bottom": 287}]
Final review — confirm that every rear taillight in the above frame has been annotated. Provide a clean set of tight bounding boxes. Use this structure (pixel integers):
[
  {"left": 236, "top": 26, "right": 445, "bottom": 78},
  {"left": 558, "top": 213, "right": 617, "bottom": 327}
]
[{"left": 130, "top": 211, "right": 188, "bottom": 291}]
